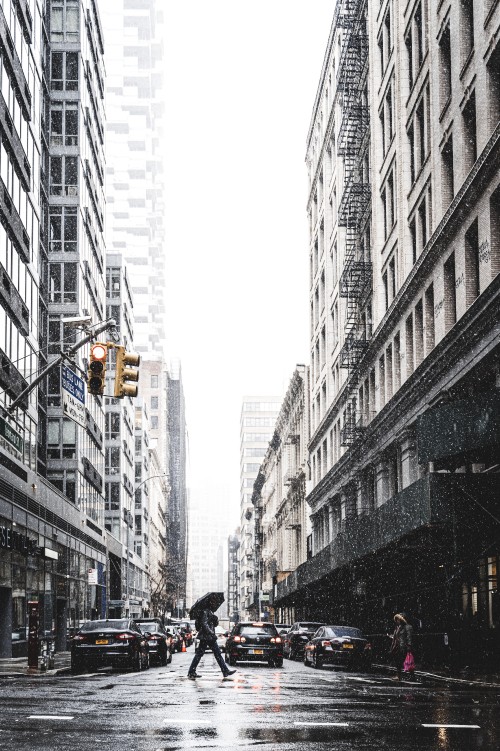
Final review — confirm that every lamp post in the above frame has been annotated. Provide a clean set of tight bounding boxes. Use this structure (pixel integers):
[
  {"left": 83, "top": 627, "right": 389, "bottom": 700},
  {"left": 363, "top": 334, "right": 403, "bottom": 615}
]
[{"left": 126, "top": 474, "right": 168, "bottom": 616}]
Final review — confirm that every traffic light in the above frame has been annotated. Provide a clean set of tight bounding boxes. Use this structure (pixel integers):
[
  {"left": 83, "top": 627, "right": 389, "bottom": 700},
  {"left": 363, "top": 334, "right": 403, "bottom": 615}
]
[
  {"left": 114, "top": 345, "right": 140, "bottom": 398},
  {"left": 87, "top": 342, "right": 108, "bottom": 396}
]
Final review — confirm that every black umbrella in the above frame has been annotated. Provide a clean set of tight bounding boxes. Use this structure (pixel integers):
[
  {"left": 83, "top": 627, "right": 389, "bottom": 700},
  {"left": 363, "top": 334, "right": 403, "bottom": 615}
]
[{"left": 189, "top": 592, "right": 224, "bottom": 619}]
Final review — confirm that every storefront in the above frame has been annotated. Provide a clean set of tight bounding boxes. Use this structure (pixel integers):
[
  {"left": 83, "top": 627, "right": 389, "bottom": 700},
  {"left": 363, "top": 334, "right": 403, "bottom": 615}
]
[{"left": 0, "top": 495, "right": 107, "bottom": 658}]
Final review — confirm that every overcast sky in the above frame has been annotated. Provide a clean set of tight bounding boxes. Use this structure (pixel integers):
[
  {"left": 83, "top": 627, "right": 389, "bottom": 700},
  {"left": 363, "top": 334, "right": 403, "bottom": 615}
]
[{"left": 163, "top": 2, "right": 334, "bottom": 531}]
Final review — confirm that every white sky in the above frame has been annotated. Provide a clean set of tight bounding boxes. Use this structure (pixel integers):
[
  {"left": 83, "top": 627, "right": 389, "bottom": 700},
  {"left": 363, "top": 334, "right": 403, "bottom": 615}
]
[{"left": 163, "top": 2, "right": 335, "bottom": 531}]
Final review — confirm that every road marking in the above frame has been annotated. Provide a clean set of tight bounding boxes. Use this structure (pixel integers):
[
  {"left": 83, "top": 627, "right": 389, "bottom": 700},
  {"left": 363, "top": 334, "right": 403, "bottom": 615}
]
[
  {"left": 294, "top": 721, "right": 350, "bottom": 728},
  {"left": 163, "top": 719, "right": 211, "bottom": 724},
  {"left": 28, "top": 715, "right": 74, "bottom": 720},
  {"left": 422, "top": 724, "right": 480, "bottom": 729}
]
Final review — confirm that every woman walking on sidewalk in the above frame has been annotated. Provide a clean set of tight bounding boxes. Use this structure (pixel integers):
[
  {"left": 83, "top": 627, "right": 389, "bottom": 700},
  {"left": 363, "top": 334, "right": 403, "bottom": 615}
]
[{"left": 388, "top": 613, "right": 414, "bottom": 681}]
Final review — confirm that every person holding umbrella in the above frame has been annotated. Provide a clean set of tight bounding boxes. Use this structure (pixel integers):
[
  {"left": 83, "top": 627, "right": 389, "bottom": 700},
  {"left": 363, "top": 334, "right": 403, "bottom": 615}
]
[{"left": 187, "top": 592, "right": 236, "bottom": 680}]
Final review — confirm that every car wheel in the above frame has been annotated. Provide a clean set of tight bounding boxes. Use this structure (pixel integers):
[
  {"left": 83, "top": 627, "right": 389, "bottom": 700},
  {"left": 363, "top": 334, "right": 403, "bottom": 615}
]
[
  {"left": 167, "top": 650, "right": 172, "bottom": 664},
  {"left": 144, "top": 651, "right": 150, "bottom": 670},
  {"left": 71, "top": 658, "right": 84, "bottom": 674},
  {"left": 303, "top": 653, "right": 308, "bottom": 666},
  {"left": 160, "top": 649, "right": 168, "bottom": 667},
  {"left": 313, "top": 652, "right": 323, "bottom": 670},
  {"left": 274, "top": 658, "right": 283, "bottom": 668},
  {"left": 289, "top": 648, "right": 296, "bottom": 661},
  {"left": 132, "top": 647, "right": 142, "bottom": 672}
]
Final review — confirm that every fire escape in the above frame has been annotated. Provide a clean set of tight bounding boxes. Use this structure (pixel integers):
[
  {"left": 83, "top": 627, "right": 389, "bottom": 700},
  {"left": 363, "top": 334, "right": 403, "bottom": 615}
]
[{"left": 336, "top": 0, "right": 372, "bottom": 446}]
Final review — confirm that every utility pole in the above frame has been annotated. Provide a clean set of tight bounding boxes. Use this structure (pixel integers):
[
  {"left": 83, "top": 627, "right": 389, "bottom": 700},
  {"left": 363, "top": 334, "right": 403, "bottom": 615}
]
[{"left": 8, "top": 318, "right": 117, "bottom": 413}]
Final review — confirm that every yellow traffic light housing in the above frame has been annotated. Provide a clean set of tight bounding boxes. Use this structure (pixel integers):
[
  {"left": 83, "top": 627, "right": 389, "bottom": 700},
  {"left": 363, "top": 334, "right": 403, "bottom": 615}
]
[
  {"left": 114, "top": 346, "right": 140, "bottom": 398},
  {"left": 87, "top": 342, "right": 108, "bottom": 396}
]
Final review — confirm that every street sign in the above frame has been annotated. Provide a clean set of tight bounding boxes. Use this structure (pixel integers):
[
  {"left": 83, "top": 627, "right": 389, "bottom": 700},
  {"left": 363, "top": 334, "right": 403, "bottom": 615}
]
[
  {"left": 62, "top": 365, "right": 86, "bottom": 428},
  {"left": 0, "top": 415, "right": 23, "bottom": 454}
]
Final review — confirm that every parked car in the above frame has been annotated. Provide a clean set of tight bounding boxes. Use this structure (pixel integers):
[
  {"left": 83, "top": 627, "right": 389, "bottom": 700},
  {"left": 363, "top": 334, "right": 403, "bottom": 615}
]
[
  {"left": 225, "top": 621, "right": 283, "bottom": 667},
  {"left": 135, "top": 619, "right": 171, "bottom": 666},
  {"left": 303, "top": 625, "right": 372, "bottom": 670},
  {"left": 171, "top": 626, "right": 184, "bottom": 652},
  {"left": 283, "top": 621, "right": 325, "bottom": 659},
  {"left": 71, "top": 619, "right": 149, "bottom": 673}
]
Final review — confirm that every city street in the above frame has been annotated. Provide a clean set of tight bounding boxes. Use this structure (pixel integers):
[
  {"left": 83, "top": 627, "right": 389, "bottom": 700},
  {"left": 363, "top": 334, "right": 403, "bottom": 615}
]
[{"left": 0, "top": 647, "right": 499, "bottom": 751}]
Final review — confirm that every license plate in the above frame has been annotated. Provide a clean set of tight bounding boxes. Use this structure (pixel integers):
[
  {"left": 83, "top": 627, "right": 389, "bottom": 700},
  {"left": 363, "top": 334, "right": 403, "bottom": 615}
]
[
  {"left": 249, "top": 649, "right": 264, "bottom": 655},
  {"left": 343, "top": 643, "right": 354, "bottom": 649},
  {"left": 95, "top": 639, "right": 108, "bottom": 645}
]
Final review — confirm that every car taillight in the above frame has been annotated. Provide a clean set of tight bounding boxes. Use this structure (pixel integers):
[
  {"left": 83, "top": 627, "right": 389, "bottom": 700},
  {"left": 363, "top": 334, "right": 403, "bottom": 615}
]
[
  {"left": 148, "top": 635, "right": 160, "bottom": 641},
  {"left": 270, "top": 637, "right": 282, "bottom": 643},
  {"left": 321, "top": 640, "right": 331, "bottom": 647},
  {"left": 364, "top": 643, "right": 372, "bottom": 650},
  {"left": 73, "top": 634, "right": 88, "bottom": 642},
  {"left": 233, "top": 635, "right": 246, "bottom": 643},
  {"left": 116, "top": 632, "right": 134, "bottom": 640}
]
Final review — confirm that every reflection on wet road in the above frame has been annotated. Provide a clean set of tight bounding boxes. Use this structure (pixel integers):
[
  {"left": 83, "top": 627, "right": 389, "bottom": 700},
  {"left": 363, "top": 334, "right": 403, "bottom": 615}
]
[{"left": 1, "top": 649, "right": 499, "bottom": 750}]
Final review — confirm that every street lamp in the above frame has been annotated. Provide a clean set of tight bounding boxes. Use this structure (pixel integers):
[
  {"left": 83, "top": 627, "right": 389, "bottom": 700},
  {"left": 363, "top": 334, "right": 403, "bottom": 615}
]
[{"left": 125, "top": 474, "right": 169, "bottom": 616}]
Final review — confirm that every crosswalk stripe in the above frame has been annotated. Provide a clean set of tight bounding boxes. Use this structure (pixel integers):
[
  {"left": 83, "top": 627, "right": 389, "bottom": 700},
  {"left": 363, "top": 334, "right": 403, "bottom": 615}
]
[
  {"left": 28, "top": 715, "right": 74, "bottom": 720},
  {"left": 422, "top": 724, "right": 480, "bottom": 729},
  {"left": 294, "top": 721, "right": 349, "bottom": 727}
]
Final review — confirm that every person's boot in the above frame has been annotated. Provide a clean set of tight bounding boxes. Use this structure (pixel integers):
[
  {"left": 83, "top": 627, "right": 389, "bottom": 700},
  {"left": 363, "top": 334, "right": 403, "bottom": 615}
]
[
  {"left": 188, "top": 672, "right": 201, "bottom": 679},
  {"left": 223, "top": 669, "right": 236, "bottom": 678}
]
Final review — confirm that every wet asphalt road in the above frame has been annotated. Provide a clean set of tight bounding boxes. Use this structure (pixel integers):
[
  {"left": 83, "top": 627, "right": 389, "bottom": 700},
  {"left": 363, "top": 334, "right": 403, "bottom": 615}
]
[{"left": 1, "top": 647, "right": 499, "bottom": 751}]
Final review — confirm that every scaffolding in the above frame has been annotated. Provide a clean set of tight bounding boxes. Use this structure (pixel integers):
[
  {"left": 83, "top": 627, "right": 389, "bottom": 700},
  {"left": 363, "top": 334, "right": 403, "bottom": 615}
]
[{"left": 336, "top": 0, "right": 372, "bottom": 446}]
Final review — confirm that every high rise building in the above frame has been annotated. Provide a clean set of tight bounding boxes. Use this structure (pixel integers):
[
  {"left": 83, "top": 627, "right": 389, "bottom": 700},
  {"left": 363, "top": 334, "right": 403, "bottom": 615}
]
[
  {"left": 239, "top": 396, "right": 281, "bottom": 620},
  {"left": 227, "top": 533, "right": 240, "bottom": 624},
  {"left": 275, "top": 0, "right": 500, "bottom": 665},
  {"left": 101, "top": 0, "right": 166, "bottom": 358}
]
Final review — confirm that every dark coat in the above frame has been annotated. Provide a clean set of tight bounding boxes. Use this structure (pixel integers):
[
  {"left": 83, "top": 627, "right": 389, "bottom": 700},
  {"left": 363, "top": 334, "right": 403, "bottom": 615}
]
[
  {"left": 195, "top": 608, "right": 219, "bottom": 643},
  {"left": 390, "top": 622, "right": 413, "bottom": 656}
]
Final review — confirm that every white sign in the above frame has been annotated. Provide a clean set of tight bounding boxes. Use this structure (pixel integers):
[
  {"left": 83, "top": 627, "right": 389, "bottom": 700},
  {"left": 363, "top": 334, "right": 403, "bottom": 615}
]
[
  {"left": 62, "top": 365, "right": 86, "bottom": 428},
  {"left": 88, "top": 568, "right": 98, "bottom": 584}
]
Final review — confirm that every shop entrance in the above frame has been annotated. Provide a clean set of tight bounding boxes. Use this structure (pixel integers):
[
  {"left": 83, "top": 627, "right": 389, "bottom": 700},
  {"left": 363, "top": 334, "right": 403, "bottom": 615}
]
[
  {"left": 55, "top": 598, "right": 67, "bottom": 652},
  {"left": 0, "top": 586, "right": 12, "bottom": 657}
]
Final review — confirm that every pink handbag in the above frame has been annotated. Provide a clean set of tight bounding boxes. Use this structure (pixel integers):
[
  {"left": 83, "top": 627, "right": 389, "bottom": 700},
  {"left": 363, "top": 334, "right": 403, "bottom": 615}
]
[{"left": 403, "top": 651, "right": 415, "bottom": 672}]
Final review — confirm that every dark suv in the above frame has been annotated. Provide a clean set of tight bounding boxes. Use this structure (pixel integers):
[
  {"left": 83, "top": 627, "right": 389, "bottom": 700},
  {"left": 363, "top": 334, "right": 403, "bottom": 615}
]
[
  {"left": 226, "top": 622, "right": 283, "bottom": 667},
  {"left": 283, "top": 621, "right": 325, "bottom": 659}
]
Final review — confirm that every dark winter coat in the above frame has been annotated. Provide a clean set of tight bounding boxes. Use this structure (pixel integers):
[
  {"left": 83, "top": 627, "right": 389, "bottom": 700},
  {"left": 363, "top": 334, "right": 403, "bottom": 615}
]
[
  {"left": 390, "top": 622, "right": 413, "bottom": 656},
  {"left": 195, "top": 608, "right": 219, "bottom": 643}
]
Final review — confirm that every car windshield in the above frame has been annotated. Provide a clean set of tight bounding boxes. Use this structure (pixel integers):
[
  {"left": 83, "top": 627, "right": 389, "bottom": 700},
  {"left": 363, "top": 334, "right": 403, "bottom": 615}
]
[
  {"left": 138, "top": 623, "right": 160, "bottom": 633},
  {"left": 80, "top": 619, "right": 129, "bottom": 632},
  {"left": 326, "top": 627, "right": 364, "bottom": 638},
  {"left": 239, "top": 625, "right": 277, "bottom": 636}
]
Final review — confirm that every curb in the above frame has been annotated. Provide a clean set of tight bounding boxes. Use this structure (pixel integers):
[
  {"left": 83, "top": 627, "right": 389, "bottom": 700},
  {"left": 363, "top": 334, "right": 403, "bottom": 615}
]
[{"left": 373, "top": 663, "right": 500, "bottom": 688}]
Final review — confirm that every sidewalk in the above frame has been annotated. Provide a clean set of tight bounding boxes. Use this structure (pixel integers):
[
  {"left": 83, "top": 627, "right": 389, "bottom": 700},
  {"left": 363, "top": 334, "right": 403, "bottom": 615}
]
[
  {"left": 374, "top": 662, "right": 500, "bottom": 688},
  {"left": 0, "top": 651, "right": 71, "bottom": 677}
]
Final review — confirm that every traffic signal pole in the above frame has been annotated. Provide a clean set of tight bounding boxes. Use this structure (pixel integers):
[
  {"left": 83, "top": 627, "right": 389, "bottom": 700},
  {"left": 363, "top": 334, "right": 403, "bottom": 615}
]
[{"left": 8, "top": 318, "right": 117, "bottom": 413}]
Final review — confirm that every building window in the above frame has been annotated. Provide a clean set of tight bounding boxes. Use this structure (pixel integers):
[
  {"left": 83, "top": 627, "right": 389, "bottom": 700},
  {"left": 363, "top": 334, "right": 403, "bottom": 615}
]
[
  {"left": 48, "top": 262, "right": 77, "bottom": 303},
  {"left": 49, "top": 206, "right": 78, "bottom": 253},
  {"left": 424, "top": 284, "right": 435, "bottom": 354},
  {"left": 462, "top": 91, "right": 477, "bottom": 174},
  {"left": 465, "top": 217, "right": 480, "bottom": 306},
  {"left": 438, "top": 23, "right": 452, "bottom": 111},
  {"left": 405, "top": 313, "right": 414, "bottom": 376},
  {"left": 405, "top": 0, "right": 426, "bottom": 91},
  {"left": 487, "top": 40, "right": 500, "bottom": 133},
  {"left": 444, "top": 252, "right": 457, "bottom": 331},
  {"left": 50, "top": 102, "right": 78, "bottom": 147},
  {"left": 105, "top": 482, "right": 120, "bottom": 511},
  {"left": 47, "top": 418, "right": 76, "bottom": 459},
  {"left": 150, "top": 415, "right": 159, "bottom": 430},
  {"left": 408, "top": 85, "right": 430, "bottom": 185},
  {"left": 50, "top": 0, "right": 79, "bottom": 42},
  {"left": 151, "top": 396, "right": 159, "bottom": 410},
  {"left": 414, "top": 299, "right": 424, "bottom": 368},
  {"left": 331, "top": 300, "right": 339, "bottom": 350},
  {"left": 151, "top": 374, "right": 158, "bottom": 388},
  {"left": 48, "top": 315, "right": 76, "bottom": 354},
  {"left": 51, "top": 51, "right": 79, "bottom": 92},
  {"left": 50, "top": 155, "right": 78, "bottom": 196},
  {"left": 380, "top": 77, "right": 394, "bottom": 156},
  {"left": 393, "top": 332, "right": 401, "bottom": 390},
  {"left": 441, "top": 134, "right": 454, "bottom": 208},
  {"left": 105, "top": 412, "right": 120, "bottom": 440},
  {"left": 378, "top": 4, "right": 393, "bottom": 75},
  {"left": 381, "top": 167, "right": 396, "bottom": 240},
  {"left": 459, "top": 0, "right": 474, "bottom": 65},
  {"left": 382, "top": 254, "right": 396, "bottom": 311}
]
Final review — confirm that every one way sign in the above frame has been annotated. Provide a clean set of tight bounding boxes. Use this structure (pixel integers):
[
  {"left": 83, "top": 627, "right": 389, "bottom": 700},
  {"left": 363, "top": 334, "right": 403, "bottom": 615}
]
[{"left": 62, "top": 365, "right": 86, "bottom": 428}]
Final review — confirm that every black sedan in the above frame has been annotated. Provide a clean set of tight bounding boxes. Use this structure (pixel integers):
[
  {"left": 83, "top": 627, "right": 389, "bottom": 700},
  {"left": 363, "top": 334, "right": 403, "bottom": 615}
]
[
  {"left": 226, "top": 622, "right": 283, "bottom": 667},
  {"left": 71, "top": 619, "right": 150, "bottom": 673},
  {"left": 136, "top": 619, "right": 172, "bottom": 665},
  {"left": 283, "top": 621, "right": 325, "bottom": 659},
  {"left": 303, "top": 625, "right": 372, "bottom": 670}
]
